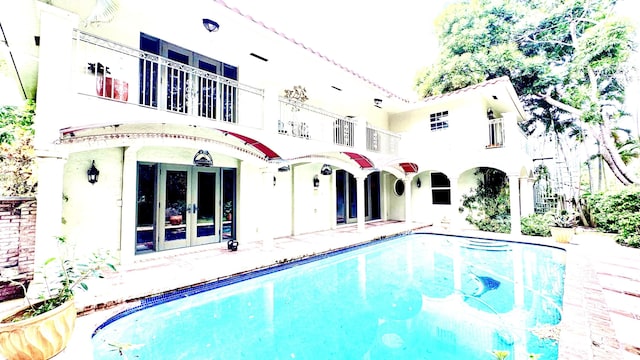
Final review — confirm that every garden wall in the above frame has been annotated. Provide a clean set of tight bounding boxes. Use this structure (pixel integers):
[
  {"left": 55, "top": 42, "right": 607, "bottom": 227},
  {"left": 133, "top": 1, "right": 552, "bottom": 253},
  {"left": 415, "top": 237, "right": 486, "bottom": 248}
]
[{"left": 0, "top": 197, "right": 36, "bottom": 301}]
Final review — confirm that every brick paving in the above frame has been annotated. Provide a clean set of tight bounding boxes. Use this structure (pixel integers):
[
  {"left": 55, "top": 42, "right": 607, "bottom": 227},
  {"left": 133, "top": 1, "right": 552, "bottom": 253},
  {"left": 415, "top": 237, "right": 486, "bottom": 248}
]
[{"left": 2, "top": 222, "right": 639, "bottom": 359}]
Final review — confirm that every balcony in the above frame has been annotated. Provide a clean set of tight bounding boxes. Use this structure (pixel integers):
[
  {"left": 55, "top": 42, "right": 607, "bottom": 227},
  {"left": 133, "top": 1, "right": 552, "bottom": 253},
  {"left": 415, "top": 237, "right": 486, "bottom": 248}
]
[
  {"left": 70, "top": 30, "right": 399, "bottom": 157},
  {"left": 486, "top": 117, "right": 530, "bottom": 156}
]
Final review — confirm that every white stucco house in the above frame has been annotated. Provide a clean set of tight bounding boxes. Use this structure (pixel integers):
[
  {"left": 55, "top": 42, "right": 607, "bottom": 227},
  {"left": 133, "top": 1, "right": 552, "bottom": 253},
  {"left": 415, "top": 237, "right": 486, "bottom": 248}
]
[{"left": 0, "top": 0, "right": 534, "bottom": 268}]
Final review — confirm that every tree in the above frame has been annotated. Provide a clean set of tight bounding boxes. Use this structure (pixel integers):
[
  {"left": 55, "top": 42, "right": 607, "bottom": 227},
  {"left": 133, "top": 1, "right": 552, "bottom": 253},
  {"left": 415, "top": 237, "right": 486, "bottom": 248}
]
[
  {"left": 0, "top": 100, "right": 37, "bottom": 196},
  {"left": 415, "top": 0, "right": 638, "bottom": 185}
]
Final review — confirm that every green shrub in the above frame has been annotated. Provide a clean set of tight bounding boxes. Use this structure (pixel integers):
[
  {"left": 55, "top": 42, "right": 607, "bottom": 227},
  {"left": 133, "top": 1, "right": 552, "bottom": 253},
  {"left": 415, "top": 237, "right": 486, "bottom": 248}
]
[
  {"left": 584, "top": 189, "right": 640, "bottom": 247},
  {"left": 462, "top": 168, "right": 511, "bottom": 234},
  {"left": 521, "top": 214, "right": 551, "bottom": 237}
]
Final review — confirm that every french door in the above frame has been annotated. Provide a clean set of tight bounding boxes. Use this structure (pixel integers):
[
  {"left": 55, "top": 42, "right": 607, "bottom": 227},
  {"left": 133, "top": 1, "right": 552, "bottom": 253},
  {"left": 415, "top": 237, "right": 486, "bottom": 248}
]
[
  {"left": 335, "top": 170, "right": 381, "bottom": 225},
  {"left": 135, "top": 163, "right": 235, "bottom": 254},
  {"left": 158, "top": 165, "right": 219, "bottom": 250}
]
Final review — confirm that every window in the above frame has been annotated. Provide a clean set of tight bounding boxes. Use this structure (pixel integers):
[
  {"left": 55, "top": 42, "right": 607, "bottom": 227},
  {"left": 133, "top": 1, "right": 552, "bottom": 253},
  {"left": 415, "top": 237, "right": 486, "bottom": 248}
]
[
  {"left": 393, "top": 179, "right": 405, "bottom": 196},
  {"left": 430, "top": 111, "right": 449, "bottom": 131},
  {"left": 431, "top": 172, "right": 451, "bottom": 205},
  {"left": 487, "top": 118, "right": 504, "bottom": 147}
]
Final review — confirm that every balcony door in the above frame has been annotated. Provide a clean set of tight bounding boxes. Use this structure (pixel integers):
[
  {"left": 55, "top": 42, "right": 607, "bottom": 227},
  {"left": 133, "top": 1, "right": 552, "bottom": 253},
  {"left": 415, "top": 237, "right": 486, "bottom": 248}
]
[{"left": 139, "top": 33, "right": 237, "bottom": 119}]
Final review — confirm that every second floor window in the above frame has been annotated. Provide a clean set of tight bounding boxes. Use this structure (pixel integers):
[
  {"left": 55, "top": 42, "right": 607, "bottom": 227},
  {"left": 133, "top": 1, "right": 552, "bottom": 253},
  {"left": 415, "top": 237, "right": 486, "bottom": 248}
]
[{"left": 430, "top": 111, "right": 449, "bottom": 131}]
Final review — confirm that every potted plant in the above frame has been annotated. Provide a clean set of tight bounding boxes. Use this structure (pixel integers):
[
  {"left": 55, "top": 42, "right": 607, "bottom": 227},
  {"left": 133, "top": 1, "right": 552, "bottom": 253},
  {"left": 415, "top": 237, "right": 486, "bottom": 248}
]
[
  {"left": 223, "top": 200, "right": 233, "bottom": 221},
  {"left": 547, "top": 209, "right": 578, "bottom": 243},
  {"left": 0, "top": 236, "right": 116, "bottom": 360}
]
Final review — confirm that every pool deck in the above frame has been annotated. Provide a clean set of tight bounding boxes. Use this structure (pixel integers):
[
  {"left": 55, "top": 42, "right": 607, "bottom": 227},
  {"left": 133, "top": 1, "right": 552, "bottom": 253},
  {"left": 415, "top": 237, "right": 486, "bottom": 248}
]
[{"left": 2, "top": 220, "right": 640, "bottom": 359}]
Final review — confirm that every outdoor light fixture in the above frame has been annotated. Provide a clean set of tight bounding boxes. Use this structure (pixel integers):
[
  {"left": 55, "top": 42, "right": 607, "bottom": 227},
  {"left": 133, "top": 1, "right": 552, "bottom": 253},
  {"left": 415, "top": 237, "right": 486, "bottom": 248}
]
[
  {"left": 278, "top": 164, "right": 291, "bottom": 172},
  {"left": 320, "top": 164, "right": 332, "bottom": 176},
  {"left": 202, "top": 18, "right": 220, "bottom": 32},
  {"left": 416, "top": 178, "right": 422, "bottom": 188},
  {"left": 487, "top": 108, "right": 495, "bottom": 119},
  {"left": 227, "top": 239, "right": 239, "bottom": 251},
  {"left": 273, "top": 176, "right": 277, "bottom": 186},
  {"left": 87, "top": 160, "right": 100, "bottom": 184},
  {"left": 313, "top": 175, "right": 320, "bottom": 188}
]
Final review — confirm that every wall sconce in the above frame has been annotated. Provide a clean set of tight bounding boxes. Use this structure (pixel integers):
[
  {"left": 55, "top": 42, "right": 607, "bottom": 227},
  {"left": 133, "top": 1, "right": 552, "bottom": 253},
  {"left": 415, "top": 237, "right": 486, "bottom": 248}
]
[
  {"left": 487, "top": 108, "right": 495, "bottom": 119},
  {"left": 87, "top": 160, "right": 100, "bottom": 184},
  {"left": 313, "top": 175, "right": 320, "bottom": 188},
  {"left": 273, "top": 176, "right": 277, "bottom": 186},
  {"left": 416, "top": 178, "right": 421, "bottom": 188},
  {"left": 320, "top": 164, "right": 332, "bottom": 176},
  {"left": 278, "top": 165, "right": 291, "bottom": 172},
  {"left": 203, "top": 18, "right": 220, "bottom": 32}
]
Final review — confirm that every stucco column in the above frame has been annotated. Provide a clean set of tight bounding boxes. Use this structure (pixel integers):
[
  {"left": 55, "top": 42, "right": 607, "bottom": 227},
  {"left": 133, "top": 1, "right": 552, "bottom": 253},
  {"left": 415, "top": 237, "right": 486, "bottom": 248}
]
[
  {"left": 404, "top": 177, "right": 412, "bottom": 223},
  {"left": 263, "top": 88, "right": 280, "bottom": 133},
  {"left": 34, "top": 4, "right": 78, "bottom": 151},
  {"left": 30, "top": 154, "right": 67, "bottom": 296},
  {"left": 509, "top": 175, "right": 522, "bottom": 235},
  {"left": 519, "top": 177, "right": 534, "bottom": 217},
  {"left": 353, "top": 117, "right": 366, "bottom": 153},
  {"left": 119, "top": 146, "right": 140, "bottom": 265},
  {"left": 261, "top": 169, "right": 275, "bottom": 249},
  {"left": 449, "top": 177, "right": 459, "bottom": 230},
  {"left": 356, "top": 175, "right": 365, "bottom": 232}
]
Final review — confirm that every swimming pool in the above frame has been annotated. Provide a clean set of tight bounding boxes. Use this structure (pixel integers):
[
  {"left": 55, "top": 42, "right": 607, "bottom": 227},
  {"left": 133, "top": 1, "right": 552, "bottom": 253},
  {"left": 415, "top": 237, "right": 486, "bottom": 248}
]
[{"left": 92, "top": 233, "right": 566, "bottom": 359}]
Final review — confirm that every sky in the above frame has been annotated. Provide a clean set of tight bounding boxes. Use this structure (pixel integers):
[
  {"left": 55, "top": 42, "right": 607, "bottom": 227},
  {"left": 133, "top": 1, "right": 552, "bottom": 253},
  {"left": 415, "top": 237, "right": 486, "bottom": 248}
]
[{"left": 224, "top": 0, "right": 449, "bottom": 100}]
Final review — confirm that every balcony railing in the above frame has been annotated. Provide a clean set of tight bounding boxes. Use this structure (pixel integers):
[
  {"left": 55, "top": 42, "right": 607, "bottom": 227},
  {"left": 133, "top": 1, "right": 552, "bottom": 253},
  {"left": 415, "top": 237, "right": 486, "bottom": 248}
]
[
  {"left": 71, "top": 30, "right": 402, "bottom": 157},
  {"left": 367, "top": 125, "right": 400, "bottom": 155},
  {"left": 73, "top": 31, "right": 264, "bottom": 128},
  {"left": 487, "top": 118, "right": 505, "bottom": 148},
  {"left": 278, "top": 97, "right": 356, "bottom": 147}
]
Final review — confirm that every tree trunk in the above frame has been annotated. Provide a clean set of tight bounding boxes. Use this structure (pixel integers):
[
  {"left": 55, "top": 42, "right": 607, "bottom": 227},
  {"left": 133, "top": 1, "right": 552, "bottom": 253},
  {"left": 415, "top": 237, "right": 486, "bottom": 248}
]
[{"left": 588, "top": 122, "right": 636, "bottom": 185}]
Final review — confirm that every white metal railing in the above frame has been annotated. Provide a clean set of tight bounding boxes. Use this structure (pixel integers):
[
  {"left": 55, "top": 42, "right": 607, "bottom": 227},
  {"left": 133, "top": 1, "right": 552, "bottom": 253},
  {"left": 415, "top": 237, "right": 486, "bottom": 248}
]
[
  {"left": 487, "top": 118, "right": 505, "bottom": 148},
  {"left": 72, "top": 30, "right": 264, "bottom": 128},
  {"left": 278, "top": 97, "right": 356, "bottom": 147},
  {"left": 366, "top": 125, "right": 400, "bottom": 155}
]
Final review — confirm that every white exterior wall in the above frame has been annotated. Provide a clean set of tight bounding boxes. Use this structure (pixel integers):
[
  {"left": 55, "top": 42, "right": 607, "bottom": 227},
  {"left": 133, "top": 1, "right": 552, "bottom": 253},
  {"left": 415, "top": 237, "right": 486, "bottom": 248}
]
[
  {"left": 9, "top": 1, "right": 536, "bottom": 266},
  {"left": 62, "top": 149, "right": 123, "bottom": 259}
]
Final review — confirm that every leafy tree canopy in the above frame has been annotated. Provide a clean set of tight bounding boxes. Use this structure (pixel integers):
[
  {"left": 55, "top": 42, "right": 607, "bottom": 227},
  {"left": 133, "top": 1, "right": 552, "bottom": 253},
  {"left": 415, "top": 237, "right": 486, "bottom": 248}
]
[{"left": 415, "top": 0, "right": 638, "bottom": 185}]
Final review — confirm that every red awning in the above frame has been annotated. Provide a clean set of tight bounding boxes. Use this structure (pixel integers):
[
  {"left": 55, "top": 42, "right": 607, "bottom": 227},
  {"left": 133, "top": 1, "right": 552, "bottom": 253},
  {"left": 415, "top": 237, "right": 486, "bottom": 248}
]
[
  {"left": 399, "top": 162, "right": 419, "bottom": 174},
  {"left": 224, "top": 131, "right": 281, "bottom": 160},
  {"left": 343, "top": 152, "right": 375, "bottom": 169}
]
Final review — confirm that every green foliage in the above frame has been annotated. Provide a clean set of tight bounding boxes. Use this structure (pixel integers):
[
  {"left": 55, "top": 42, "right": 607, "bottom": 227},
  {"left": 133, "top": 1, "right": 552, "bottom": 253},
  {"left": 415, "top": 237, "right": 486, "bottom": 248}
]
[
  {"left": 462, "top": 168, "right": 511, "bottom": 233},
  {"left": 1, "top": 236, "right": 116, "bottom": 321},
  {"left": 0, "top": 100, "right": 37, "bottom": 196},
  {"left": 415, "top": 0, "right": 638, "bottom": 185},
  {"left": 583, "top": 188, "right": 640, "bottom": 247},
  {"left": 491, "top": 350, "right": 510, "bottom": 360},
  {"left": 521, "top": 213, "right": 552, "bottom": 236},
  {"left": 546, "top": 209, "right": 579, "bottom": 228}
]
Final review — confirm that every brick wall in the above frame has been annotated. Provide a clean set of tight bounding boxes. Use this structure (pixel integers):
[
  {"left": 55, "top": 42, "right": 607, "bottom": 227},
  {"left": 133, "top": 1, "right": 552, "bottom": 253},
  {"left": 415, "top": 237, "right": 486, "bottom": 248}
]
[{"left": 0, "top": 198, "right": 36, "bottom": 301}]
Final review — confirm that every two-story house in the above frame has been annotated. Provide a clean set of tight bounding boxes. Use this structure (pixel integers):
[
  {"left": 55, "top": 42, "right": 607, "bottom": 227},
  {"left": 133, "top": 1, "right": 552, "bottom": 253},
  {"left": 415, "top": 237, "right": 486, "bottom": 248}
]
[{"left": 0, "top": 0, "right": 534, "bottom": 268}]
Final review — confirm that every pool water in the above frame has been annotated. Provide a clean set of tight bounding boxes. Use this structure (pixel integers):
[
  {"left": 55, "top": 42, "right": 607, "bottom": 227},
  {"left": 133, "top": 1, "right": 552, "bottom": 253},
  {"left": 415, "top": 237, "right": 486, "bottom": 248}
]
[{"left": 92, "top": 233, "right": 566, "bottom": 359}]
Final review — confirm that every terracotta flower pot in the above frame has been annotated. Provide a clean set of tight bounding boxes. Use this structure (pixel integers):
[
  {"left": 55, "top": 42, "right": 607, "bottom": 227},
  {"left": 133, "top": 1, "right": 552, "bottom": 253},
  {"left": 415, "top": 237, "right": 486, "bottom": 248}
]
[
  {"left": 0, "top": 299, "right": 77, "bottom": 360},
  {"left": 169, "top": 215, "right": 183, "bottom": 225}
]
